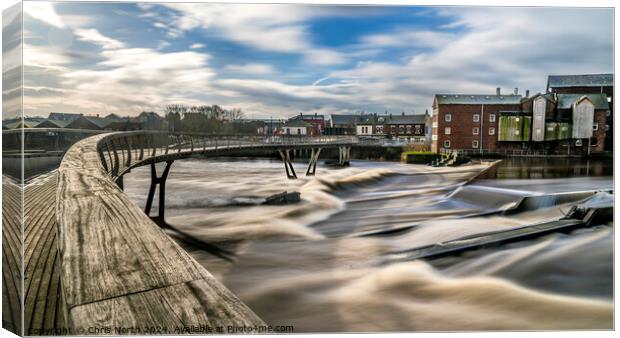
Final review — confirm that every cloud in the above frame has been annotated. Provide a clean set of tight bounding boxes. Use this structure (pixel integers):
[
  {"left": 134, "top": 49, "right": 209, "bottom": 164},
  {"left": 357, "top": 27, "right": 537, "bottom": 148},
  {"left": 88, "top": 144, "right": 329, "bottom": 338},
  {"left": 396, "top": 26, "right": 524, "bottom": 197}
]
[
  {"left": 157, "top": 40, "right": 171, "bottom": 50},
  {"left": 24, "top": 2, "right": 65, "bottom": 28},
  {"left": 141, "top": 3, "right": 348, "bottom": 65},
  {"left": 74, "top": 28, "right": 126, "bottom": 49},
  {"left": 23, "top": 39, "right": 215, "bottom": 114},
  {"left": 360, "top": 30, "right": 457, "bottom": 49},
  {"left": 21, "top": 5, "right": 613, "bottom": 119},
  {"left": 225, "top": 63, "right": 275, "bottom": 75}
]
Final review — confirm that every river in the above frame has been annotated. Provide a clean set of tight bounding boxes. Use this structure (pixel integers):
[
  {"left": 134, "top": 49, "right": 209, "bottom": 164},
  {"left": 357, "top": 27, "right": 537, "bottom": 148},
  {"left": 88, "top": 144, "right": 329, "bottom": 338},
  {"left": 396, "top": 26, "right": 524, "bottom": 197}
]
[{"left": 124, "top": 157, "right": 613, "bottom": 332}]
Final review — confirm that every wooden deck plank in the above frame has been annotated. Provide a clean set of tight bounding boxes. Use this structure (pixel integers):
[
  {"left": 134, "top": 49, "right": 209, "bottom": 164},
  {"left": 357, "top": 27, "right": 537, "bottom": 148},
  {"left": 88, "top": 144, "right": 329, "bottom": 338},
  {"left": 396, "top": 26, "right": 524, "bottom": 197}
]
[
  {"left": 2, "top": 177, "right": 23, "bottom": 335},
  {"left": 69, "top": 279, "right": 263, "bottom": 335},
  {"left": 2, "top": 173, "right": 68, "bottom": 335}
]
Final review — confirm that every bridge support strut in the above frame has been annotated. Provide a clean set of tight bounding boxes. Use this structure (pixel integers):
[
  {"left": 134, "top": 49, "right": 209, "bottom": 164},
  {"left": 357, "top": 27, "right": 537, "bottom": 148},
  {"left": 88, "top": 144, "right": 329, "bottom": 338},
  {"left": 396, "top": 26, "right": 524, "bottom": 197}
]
[
  {"left": 305, "top": 148, "right": 322, "bottom": 176},
  {"left": 144, "top": 160, "right": 174, "bottom": 225},
  {"left": 278, "top": 149, "right": 297, "bottom": 179},
  {"left": 338, "top": 146, "right": 351, "bottom": 166}
]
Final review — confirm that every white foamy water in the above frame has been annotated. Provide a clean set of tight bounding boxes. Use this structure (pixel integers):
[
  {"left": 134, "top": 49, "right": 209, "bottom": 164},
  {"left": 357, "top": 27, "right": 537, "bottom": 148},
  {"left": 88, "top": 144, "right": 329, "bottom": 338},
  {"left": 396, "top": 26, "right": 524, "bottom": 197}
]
[{"left": 123, "top": 157, "right": 613, "bottom": 332}]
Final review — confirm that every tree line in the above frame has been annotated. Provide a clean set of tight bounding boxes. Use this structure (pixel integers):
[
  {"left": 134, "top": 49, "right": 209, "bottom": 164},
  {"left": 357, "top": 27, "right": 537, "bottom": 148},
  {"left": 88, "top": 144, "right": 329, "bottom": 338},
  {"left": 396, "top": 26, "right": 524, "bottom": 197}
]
[{"left": 165, "top": 104, "right": 246, "bottom": 133}]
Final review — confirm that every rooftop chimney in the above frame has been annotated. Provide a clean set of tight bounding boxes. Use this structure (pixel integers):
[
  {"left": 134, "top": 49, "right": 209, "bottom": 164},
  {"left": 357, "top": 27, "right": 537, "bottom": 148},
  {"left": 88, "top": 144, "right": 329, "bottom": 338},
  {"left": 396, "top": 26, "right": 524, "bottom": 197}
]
[
  {"left": 514, "top": 88, "right": 519, "bottom": 95},
  {"left": 402, "top": 112, "right": 405, "bottom": 116},
  {"left": 496, "top": 87, "right": 501, "bottom": 96},
  {"left": 525, "top": 89, "right": 530, "bottom": 98}
]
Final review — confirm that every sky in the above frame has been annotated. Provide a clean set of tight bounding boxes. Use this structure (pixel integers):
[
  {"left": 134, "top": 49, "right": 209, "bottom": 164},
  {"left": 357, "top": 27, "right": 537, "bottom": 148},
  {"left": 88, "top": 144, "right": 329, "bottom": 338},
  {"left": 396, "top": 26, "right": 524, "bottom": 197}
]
[{"left": 4, "top": 2, "right": 614, "bottom": 119}]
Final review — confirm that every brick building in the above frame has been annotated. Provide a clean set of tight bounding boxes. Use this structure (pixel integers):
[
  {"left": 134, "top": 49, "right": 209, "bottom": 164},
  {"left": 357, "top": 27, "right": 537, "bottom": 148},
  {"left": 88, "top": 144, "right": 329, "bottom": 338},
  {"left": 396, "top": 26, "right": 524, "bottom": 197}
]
[
  {"left": 431, "top": 89, "right": 522, "bottom": 153},
  {"left": 432, "top": 83, "right": 611, "bottom": 155},
  {"left": 356, "top": 112, "right": 430, "bottom": 144}
]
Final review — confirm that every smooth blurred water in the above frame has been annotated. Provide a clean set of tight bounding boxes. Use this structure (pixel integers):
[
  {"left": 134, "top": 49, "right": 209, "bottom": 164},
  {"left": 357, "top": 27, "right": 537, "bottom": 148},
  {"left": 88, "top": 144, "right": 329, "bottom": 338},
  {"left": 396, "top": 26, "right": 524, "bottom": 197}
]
[{"left": 124, "top": 157, "right": 613, "bottom": 332}]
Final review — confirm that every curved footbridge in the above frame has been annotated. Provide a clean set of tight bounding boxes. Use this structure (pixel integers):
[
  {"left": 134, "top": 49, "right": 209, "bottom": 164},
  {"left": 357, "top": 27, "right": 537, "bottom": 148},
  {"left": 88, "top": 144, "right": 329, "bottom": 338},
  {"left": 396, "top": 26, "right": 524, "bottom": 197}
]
[{"left": 55, "top": 131, "right": 356, "bottom": 333}]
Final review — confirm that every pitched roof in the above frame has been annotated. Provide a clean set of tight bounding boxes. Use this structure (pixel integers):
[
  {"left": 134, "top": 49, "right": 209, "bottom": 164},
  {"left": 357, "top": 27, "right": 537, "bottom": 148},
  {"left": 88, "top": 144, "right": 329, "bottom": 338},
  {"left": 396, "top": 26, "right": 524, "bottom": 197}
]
[
  {"left": 104, "top": 113, "right": 124, "bottom": 121},
  {"left": 547, "top": 74, "right": 613, "bottom": 88},
  {"left": 85, "top": 116, "right": 112, "bottom": 128},
  {"left": 283, "top": 119, "right": 312, "bottom": 128},
  {"left": 435, "top": 94, "right": 522, "bottom": 105},
  {"left": 48, "top": 112, "right": 83, "bottom": 121},
  {"left": 330, "top": 114, "right": 362, "bottom": 125},
  {"left": 556, "top": 93, "right": 610, "bottom": 110},
  {"left": 385, "top": 114, "right": 426, "bottom": 125},
  {"left": 35, "top": 119, "right": 71, "bottom": 128},
  {"left": 291, "top": 113, "right": 325, "bottom": 120}
]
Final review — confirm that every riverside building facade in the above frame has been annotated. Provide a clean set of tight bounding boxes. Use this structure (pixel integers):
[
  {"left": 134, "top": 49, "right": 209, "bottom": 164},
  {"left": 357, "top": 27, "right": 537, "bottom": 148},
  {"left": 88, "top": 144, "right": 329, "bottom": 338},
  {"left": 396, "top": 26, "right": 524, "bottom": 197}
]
[{"left": 432, "top": 74, "right": 613, "bottom": 155}]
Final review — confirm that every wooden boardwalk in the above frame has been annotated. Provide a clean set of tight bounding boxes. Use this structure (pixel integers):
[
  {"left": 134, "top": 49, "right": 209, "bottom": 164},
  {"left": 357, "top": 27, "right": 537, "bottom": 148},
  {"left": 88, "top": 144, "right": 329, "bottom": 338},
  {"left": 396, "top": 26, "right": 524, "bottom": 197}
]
[
  {"left": 57, "top": 133, "right": 265, "bottom": 333},
  {"left": 3, "top": 173, "right": 66, "bottom": 336},
  {"left": 2, "top": 176, "right": 22, "bottom": 335}
]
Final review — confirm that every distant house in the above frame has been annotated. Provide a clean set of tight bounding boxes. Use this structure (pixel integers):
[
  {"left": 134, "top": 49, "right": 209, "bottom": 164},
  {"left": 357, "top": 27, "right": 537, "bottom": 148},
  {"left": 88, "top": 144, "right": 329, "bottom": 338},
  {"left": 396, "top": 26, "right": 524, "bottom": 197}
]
[
  {"left": 3, "top": 117, "right": 46, "bottom": 129},
  {"left": 288, "top": 113, "right": 325, "bottom": 135},
  {"left": 355, "top": 112, "right": 430, "bottom": 144},
  {"left": 134, "top": 111, "right": 168, "bottom": 130},
  {"left": 282, "top": 119, "right": 312, "bottom": 135},
  {"left": 104, "top": 118, "right": 143, "bottom": 131},
  {"left": 65, "top": 115, "right": 111, "bottom": 130},
  {"left": 326, "top": 114, "right": 362, "bottom": 135}
]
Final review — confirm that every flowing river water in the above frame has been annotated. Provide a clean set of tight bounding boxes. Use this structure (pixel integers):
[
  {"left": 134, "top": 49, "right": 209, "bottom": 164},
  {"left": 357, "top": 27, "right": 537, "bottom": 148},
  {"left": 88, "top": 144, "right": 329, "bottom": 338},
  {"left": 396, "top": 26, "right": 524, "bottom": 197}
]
[{"left": 124, "top": 157, "right": 613, "bottom": 332}]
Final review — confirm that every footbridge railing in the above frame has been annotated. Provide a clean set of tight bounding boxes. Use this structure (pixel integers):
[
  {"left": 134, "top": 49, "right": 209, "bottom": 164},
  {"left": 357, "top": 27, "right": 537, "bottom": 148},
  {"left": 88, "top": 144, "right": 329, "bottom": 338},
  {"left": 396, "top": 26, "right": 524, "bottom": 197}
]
[
  {"left": 56, "top": 131, "right": 356, "bottom": 332},
  {"left": 95, "top": 132, "right": 357, "bottom": 180}
]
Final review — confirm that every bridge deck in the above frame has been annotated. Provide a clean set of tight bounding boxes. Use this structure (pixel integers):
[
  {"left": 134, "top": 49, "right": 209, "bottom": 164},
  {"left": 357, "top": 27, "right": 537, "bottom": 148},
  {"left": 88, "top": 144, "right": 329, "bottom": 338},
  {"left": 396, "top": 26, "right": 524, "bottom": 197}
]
[
  {"left": 3, "top": 173, "right": 66, "bottom": 336},
  {"left": 57, "top": 133, "right": 264, "bottom": 332},
  {"left": 2, "top": 177, "right": 22, "bottom": 335}
]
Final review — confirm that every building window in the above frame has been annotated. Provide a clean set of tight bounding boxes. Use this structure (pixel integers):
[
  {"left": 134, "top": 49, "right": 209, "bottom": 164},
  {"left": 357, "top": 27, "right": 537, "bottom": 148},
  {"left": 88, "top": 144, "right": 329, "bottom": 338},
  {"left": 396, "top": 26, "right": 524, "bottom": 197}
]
[
  {"left": 489, "top": 114, "right": 496, "bottom": 123},
  {"left": 445, "top": 114, "right": 451, "bottom": 122},
  {"left": 399, "top": 126, "right": 405, "bottom": 133},
  {"left": 472, "top": 140, "right": 479, "bottom": 148},
  {"left": 593, "top": 123, "right": 599, "bottom": 131},
  {"left": 473, "top": 114, "right": 480, "bottom": 122},
  {"left": 473, "top": 127, "right": 479, "bottom": 135},
  {"left": 489, "top": 127, "right": 495, "bottom": 135},
  {"left": 445, "top": 127, "right": 451, "bottom": 135},
  {"left": 444, "top": 140, "right": 451, "bottom": 148},
  {"left": 376, "top": 125, "right": 383, "bottom": 134},
  {"left": 575, "top": 139, "right": 583, "bottom": 146},
  {"left": 590, "top": 137, "right": 598, "bottom": 147},
  {"left": 297, "top": 128, "right": 301, "bottom": 134},
  {"left": 391, "top": 125, "right": 396, "bottom": 134},
  {"left": 406, "top": 125, "right": 412, "bottom": 133},
  {"left": 608, "top": 97, "right": 612, "bottom": 103}
]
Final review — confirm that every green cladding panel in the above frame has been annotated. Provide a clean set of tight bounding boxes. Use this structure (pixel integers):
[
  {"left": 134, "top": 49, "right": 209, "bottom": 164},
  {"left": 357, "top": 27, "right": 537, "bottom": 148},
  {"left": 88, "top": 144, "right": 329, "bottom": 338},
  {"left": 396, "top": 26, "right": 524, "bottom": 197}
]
[
  {"left": 557, "top": 123, "right": 572, "bottom": 140},
  {"left": 544, "top": 123, "right": 558, "bottom": 141},
  {"left": 499, "top": 116, "right": 528, "bottom": 141},
  {"left": 521, "top": 116, "right": 531, "bottom": 141}
]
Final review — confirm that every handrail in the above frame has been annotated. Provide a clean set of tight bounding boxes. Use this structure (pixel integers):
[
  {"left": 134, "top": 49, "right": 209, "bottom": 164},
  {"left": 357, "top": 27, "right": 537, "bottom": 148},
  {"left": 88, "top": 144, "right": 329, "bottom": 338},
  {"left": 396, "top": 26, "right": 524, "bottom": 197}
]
[
  {"left": 56, "top": 131, "right": 356, "bottom": 332},
  {"left": 94, "top": 132, "right": 358, "bottom": 180}
]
